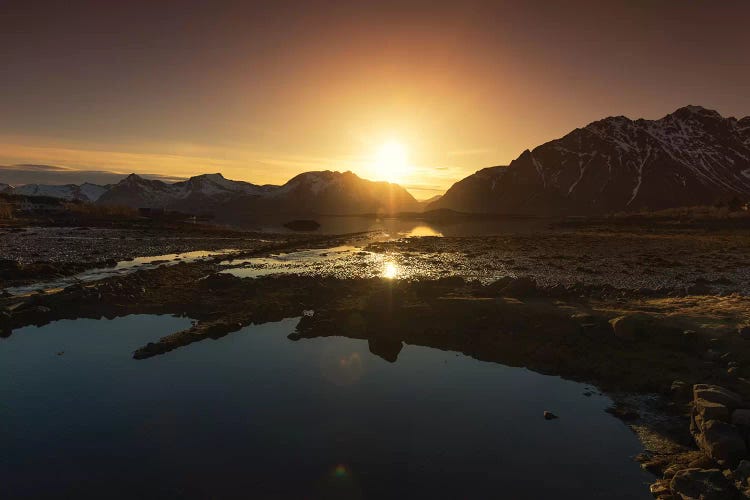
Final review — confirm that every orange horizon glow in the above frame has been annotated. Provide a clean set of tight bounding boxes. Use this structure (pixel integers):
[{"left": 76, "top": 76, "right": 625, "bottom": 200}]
[{"left": 2, "top": 2, "right": 749, "bottom": 200}]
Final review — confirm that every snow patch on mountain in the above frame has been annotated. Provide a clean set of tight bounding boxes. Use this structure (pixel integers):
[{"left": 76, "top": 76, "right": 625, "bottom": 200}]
[{"left": 430, "top": 105, "right": 750, "bottom": 215}]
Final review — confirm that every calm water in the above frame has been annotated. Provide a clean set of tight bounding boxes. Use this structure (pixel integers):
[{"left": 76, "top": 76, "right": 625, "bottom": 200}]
[
  {"left": 0, "top": 315, "right": 651, "bottom": 499},
  {"left": 222, "top": 214, "right": 553, "bottom": 236}
]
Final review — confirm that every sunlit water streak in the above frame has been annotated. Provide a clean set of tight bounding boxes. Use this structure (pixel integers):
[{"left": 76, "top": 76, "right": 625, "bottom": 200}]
[
  {"left": 219, "top": 245, "right": 470, "bottom": 281},
  {"left": 5, "top": 248, "right": 239, "bottom": 296}
]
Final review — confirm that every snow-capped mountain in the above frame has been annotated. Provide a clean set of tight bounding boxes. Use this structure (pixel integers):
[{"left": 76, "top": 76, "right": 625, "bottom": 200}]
[
  {"left": 95, "top": 173, "right": 273, "bottom": 211},
  {"left": 95, "top": 171, "right": 418, "bottom": 215},
  {"left": 0, "top": 170, "right": 419, "bottom": 215},
  {"left": 1, "top": 182, "right": 109, "bottom": 202},
  {"left": 430, "top": 105, "right": 750, "bottom": 214}
]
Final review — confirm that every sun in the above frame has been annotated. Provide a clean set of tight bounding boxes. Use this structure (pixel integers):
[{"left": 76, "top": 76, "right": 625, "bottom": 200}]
[{"left": 375, "top": 140, "right": 409, "bottom": 183}]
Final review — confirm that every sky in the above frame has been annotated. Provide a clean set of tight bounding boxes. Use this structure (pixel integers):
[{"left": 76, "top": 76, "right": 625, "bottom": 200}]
[{"left": 2, "top": 0, "right": 750, "bottom": 199}]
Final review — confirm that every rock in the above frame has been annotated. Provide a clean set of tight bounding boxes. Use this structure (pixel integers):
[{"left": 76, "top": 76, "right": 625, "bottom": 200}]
[
  {"left": 670, "top": 468, "right": 738, "bottom": 500},
  {"left": 609, "top": 313, "right": 653, "bottom": 341},
  {"left": 693, "top": 385, "right": 744, "bottom": 410},
  {"left": 650, "top": 479, "right": 672, "bottom": 498},
  {"left": 498, "top": 276, "right": 539, "bottom": 298},
  {"left": 672, "top": 380, "right": 692, "bottom": 401},
  {"left": 732, "top": 460, "right": 750, "bottom": 489},
  {"left": 543, "top": 411, "right": 558, "bottom": 420},
  {"left": 485, "top": 277, "right": 514, "bottom": 295},
  {"left": 739, "top": 325, "right": 750, "bottom": 340},
  {"left": 694, "top": 419, "right": 747, "bottom": 468},
  {"left": 732, "top": 409, "right": 750, "bottom": 427},
  {"left": 664, "top": 463, "right": 687, "bottom": 479},
  {"left": 694, "top": 400, "right": 731, "bottom": 422}
]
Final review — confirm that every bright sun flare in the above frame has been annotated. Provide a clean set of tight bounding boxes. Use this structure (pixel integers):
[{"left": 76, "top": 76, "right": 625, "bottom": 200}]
[{"left": 375, "top": 140, "right": 409, "bottom": 183}]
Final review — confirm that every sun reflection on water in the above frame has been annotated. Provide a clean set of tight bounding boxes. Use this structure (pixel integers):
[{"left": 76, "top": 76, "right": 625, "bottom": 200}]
[
  {"left": 382, "top": 260, "right": 399, "bottom": 279},
  {"left": 403, "top": 225, "right": 443, "bottom": 237}
]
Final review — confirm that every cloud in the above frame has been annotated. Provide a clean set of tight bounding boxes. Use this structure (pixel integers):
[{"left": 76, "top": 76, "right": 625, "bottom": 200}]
[
  {"left": 13, "top": 164, "right": 70, "bottom": 171},
  {"left": 0, "top": 165, "right": 183, "bottom": 186}
]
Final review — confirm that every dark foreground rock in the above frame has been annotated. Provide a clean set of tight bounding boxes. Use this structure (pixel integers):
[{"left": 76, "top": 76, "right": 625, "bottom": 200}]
[{"left": 669, "top": 468, "right": 737, "bottom": 499}]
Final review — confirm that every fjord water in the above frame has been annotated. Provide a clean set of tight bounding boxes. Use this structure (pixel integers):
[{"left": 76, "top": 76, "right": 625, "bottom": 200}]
[{"left": 1, "top": 315, "right": 651, "bottom": 499}]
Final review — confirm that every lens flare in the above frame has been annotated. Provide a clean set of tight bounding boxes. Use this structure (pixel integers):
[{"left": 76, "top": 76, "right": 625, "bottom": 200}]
[{"left": 333, "top": 464, "right": 349, "bottom": 478}]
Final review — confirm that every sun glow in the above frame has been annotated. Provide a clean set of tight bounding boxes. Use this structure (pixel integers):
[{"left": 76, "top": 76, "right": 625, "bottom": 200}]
[
  {"left": 382, "top": 260, "right": 399, "bottom": 280},
  {"left": 375, "top": 140, "right": 409, "bottom": 183}
]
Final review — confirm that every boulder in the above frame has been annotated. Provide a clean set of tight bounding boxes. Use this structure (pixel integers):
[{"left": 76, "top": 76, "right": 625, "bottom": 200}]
[
  {"left": 732, "top": 460, "right": 750, "bottom": 489},
  {"left": 487, "top": 276, "right": 538, "bottom": 298},
  {"left": 693, "top": 385, "right": 744, "bottom": 410},
  {"left": 649, "top": 479, "right": 672, "bottom": 498},
  {"left": 694, "top": 400, "right": 731, "bottom": 422},
  {"left": 609, "top": 313, "right": 653, "bottom": 341},
  {"left": 694, "top": 419, "right": 747, "bottom": 468},
  {"left": 670, "top": 468, "right": 738, "bottom": 500},
  {"left": 732, "top": 409, "right": 750, "bottom": 427},
  {"left": 671, "top": 380, "right": 692, "bottom": 401}
]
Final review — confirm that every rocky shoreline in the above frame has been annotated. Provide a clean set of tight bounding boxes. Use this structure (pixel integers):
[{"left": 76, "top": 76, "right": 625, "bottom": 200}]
[{"left": 2, "top": 221, "right": 750, "bottom": 498}]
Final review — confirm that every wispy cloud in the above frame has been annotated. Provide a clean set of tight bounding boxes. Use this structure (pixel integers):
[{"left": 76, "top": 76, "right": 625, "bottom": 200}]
[
  {"left": 0, "top": 135, "right": 468, "bottom": 196},
  {"left": 0, "top": 165, "right": 183, "bottom": 186}
]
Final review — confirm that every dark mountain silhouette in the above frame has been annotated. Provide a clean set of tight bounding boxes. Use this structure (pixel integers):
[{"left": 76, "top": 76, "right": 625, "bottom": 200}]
[
  {"left": 430, "top": 105, "right": 750, "bottom": 214},
  {"left": 95, "top": 171, "right": 419, "bottom": 215}
]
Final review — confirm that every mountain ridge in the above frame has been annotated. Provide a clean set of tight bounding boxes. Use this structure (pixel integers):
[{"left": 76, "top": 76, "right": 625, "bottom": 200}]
[
  {"left": 1, "top": 170, "right": 420, "bottom": 216},
  {"left": 429, "top": 105, "right": 750, "bottom": 214}
]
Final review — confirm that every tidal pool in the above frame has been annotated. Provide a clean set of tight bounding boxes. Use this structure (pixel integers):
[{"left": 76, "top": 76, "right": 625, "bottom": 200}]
[{"left": 0, "top": 315, "right": 651, "bottom": 499}]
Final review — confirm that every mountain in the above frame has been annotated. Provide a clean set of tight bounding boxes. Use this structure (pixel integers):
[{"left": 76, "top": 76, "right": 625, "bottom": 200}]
[
  {"left": 1, "top": 182, "right": 109, "bottom": 202},
  {"left": 253, "top": 171, "right": 420, "bottom": 215},
  {"left": 430, "top": 105, "right": 750, "bottom": 214},
  {"left": 419, "top": 194, "right": 443, "bottom": 206},
  {"left": 95, "top": 171, "right": 419, "bottom": 215},
  {"left": 95, "top": 173, "right": 275, "bottom": 213}
]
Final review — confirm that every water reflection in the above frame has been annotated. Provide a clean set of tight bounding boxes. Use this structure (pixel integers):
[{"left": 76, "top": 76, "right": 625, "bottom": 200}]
[
  {"left": 321, "top": 349, "right": 365, "bottom": 386},
  {"left": 402, "top": 225, "right": 443, "bottom": 237},
  {"left": 0, "top": 315, "right": 651, "bottom": 499},
  {"left": 381, "top": 260, "right": 400, "bottom": 279}
]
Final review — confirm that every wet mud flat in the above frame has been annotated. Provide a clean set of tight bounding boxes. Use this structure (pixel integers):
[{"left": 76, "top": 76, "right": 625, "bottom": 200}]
[
  {"left": 0, "top": 225, "right": 333, "bottom": 289},
  {"left": 364, "top": 226, "right": 750, "bottom": 294},
  {"left": 3, "top": 223, "right": 750, "bottom": 498}
]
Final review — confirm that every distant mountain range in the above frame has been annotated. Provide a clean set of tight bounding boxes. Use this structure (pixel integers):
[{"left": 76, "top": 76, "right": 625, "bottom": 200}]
[
  {"left": 429, "top": 105, "right": 750, "bottom": 214},
  {"left": 1, "top": 171, "right": 420, "bottom": 216},
  {"left": 4, "top": 105, "right": 750, "bottom": 217}
]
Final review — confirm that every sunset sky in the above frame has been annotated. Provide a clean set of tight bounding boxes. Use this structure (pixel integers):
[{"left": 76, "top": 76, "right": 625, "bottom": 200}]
[{"left": 2, "top": 0, "right": 750, "bottom": 199}]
